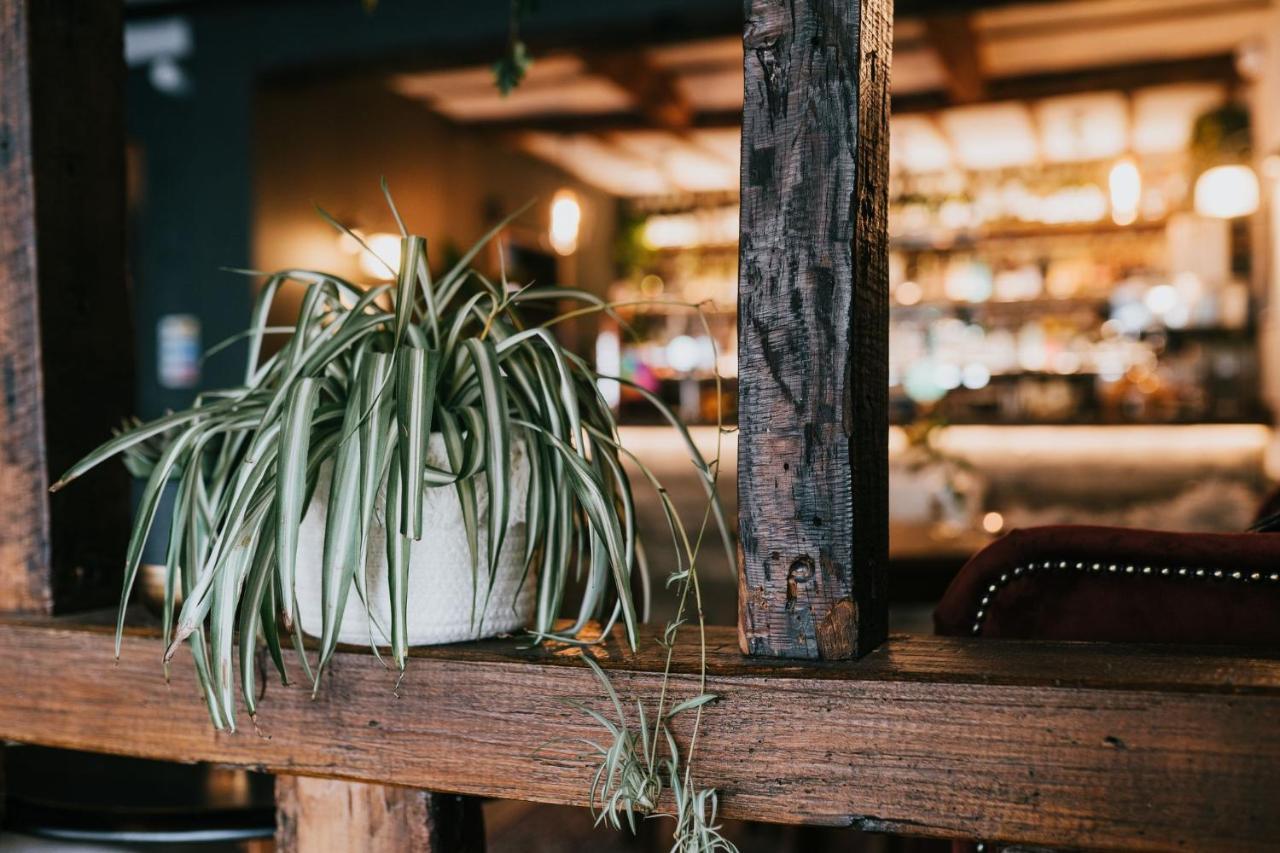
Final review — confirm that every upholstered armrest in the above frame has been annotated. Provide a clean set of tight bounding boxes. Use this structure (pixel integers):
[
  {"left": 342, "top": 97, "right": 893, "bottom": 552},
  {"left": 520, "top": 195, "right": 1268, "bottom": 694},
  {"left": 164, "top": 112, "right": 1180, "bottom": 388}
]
[{"left": 934, "top": 525, "right": 1280, "bottom": 646}]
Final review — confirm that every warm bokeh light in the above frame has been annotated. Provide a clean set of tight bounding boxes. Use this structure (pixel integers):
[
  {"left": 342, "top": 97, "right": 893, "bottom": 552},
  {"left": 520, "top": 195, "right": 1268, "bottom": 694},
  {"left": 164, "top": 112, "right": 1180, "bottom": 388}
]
[
  {"left": 1194, "top": 164, "right": 1259, "bottom": 219},
  {"left": 549, "top": 188, "right": 581, "bottom": 255},
  {"left": 1108, "top": 157, "right": 1141, "bottom": 225},
  {"left": 337, "top": 227, "right": 367, "bottom": 255},
  {"left": 666, "top": 335, "right": 700, "bottom": 373},
  {"left": 595, "top": 329, "right": 621, "bottom": 408},
  {"left": 982, "top": 511, "right": 1005, "bottom": 534},
  {"left": 358, "top": 232, "right": 402, "bottom": 280},
  {"left": 640, "top": 205, "right": 737, "bottom": 249},
  {"left": 894, "top": 279, "right": 922, "bottom": 306}
]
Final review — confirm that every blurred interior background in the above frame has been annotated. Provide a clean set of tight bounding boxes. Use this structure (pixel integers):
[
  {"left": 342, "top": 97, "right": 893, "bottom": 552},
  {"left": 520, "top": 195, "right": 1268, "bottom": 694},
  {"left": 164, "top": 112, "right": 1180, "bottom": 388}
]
[
  {"left": 122, "top": 0, "right": 1280, "bottom": 633},
  {"left": 10, "top": 0, "right": 1280, "bottom": 850}
]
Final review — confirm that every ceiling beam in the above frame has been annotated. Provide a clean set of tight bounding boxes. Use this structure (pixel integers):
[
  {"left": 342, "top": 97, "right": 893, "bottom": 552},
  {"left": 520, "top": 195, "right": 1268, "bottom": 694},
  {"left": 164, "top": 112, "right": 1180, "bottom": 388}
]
[
  {"left": 893, "top": 52, "right": 1238, "bottom": 113},
  {"left": 923, "top": 14, "right": 986, "bottom": 104},
  {"left": 462, "top": 53, "right": 1238, "bottom": 134},
  {"left": 581, "top": 48, "right": 693, "bottom": 131},
  {"left": 472, "top": 108, "right": 738, "bottom": 135},
  {"left": 897, "top": 0, "right": 1086, "bottom": 15}
]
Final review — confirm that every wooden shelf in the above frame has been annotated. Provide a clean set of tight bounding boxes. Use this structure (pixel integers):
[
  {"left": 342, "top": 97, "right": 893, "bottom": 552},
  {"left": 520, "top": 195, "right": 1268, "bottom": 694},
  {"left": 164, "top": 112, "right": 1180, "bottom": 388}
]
[
  {"left": 892, "top": 295, "right": 1109, "bottom": 310},
  {"left": 890, "top": 217, "right": 1168, "bottom": 251},
  {"left": 1, "top": 618, "right": 1278, "bottom": 850}
]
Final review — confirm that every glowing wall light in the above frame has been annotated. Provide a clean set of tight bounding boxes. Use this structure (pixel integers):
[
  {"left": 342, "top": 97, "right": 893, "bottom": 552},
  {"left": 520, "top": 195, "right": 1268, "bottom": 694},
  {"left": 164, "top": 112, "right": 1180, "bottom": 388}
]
[
  {"left": 337, "top": 227, "right": 367, "bottom": 255},
  {"left": 358, "top": 232, "right": 402, "bottom": 280},
  {"left": 549, "top": 189, "right": 582, "bottom": 256},
  {"left": 595, "top": 329, "right": 621, "bottom": 408},
  {"left": 1194, "top": 164, "right": 1259, "bottom": 219},
  {"left": 1108, "top": 157, "right": 1141, "bottom": 226}
]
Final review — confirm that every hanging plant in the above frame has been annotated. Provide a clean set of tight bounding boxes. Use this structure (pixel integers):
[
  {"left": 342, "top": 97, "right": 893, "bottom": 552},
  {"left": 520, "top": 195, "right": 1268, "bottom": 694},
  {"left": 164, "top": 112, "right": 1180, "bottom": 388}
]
[
  {"left": 54, "top": 185, "right": 738, "bottom": 851},
  {"left": 494, "top": 0, "right": 537, "bottom": 95}
]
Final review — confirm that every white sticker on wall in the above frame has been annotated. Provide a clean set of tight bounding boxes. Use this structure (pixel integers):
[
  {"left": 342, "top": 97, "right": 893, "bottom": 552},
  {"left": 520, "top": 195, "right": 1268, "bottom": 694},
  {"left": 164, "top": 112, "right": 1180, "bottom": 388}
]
[{"left": 158, "top": 314, "right": 200, "bottom": 389}]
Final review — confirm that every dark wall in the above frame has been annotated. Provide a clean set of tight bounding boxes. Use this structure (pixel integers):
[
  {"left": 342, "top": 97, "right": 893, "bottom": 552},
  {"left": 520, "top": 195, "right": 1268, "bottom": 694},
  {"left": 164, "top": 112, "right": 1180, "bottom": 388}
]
[{"left": 128, "top": 55, "right": 251, "bottom": 417}]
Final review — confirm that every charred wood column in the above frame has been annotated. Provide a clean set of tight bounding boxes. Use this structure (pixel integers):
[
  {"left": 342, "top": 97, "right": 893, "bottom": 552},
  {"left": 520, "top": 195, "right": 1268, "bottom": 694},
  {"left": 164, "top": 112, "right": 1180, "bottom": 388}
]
[
  {"left": 737, "top": 0, "right": 891, "bottom": 659},
  {"left": 0, "top": 0, "right": 133, "bottom": 615}
]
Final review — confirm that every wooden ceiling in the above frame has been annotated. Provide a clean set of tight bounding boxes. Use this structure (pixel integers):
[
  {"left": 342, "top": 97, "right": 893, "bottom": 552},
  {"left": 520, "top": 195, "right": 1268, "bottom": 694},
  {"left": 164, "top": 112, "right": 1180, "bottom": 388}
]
[{"left": 389, "top": 0, "right": 1266, "bottom": 197}]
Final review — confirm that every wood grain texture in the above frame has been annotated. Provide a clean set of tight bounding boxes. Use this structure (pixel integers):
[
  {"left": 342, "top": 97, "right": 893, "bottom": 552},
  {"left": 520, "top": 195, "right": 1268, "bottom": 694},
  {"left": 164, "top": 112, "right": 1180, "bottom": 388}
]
[
  {"left": 275, "top": 776, "right": 484, "bottom": 853},
  {"left": 0, "top": 0, "right": 133, "bottom": 615},
  {"left": 737, "top": 0, "right": 891, "bottom": 659},
  {"left": 2, "top": 620, "right": 1279, "bottom": 850},
  {"left": 0, "top": 0, "right": 52, "bottom": 615}
]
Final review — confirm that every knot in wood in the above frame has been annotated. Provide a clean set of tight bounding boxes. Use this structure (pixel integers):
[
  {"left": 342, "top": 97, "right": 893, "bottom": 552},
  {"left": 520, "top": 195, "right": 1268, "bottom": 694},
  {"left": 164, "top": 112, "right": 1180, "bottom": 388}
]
[{"left": 786, "top": 555, "right": 815, "bottom": 602}]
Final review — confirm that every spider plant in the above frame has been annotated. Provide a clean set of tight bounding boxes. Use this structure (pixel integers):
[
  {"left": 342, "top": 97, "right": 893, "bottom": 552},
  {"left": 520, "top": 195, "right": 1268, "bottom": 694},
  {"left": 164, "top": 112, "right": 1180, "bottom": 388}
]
[
  {"left": 54, "top": 187, "right": 736, "bottom": 850},
  {"left": 53, "top": 187, "right": 727, "bottom": 707}
]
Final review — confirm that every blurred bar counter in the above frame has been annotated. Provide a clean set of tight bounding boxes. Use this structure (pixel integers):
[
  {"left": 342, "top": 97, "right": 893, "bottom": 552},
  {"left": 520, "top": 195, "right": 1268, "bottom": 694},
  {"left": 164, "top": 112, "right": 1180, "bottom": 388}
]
[{"left": 620, "top": 423, "right": 1273, "bottom": 624}]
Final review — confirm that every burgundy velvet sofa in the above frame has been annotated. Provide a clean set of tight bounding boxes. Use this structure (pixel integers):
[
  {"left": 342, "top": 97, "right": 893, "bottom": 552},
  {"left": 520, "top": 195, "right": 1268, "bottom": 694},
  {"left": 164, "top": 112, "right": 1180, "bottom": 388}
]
[{"left": 934, "top": 523, "right": 1280, "bottom": 645}]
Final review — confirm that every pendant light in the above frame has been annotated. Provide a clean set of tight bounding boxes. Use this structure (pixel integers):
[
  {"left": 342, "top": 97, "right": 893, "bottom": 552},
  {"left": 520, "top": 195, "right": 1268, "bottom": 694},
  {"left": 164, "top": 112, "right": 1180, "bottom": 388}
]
[{"left": 1190, "top": 103, "right": 1259, "bottom": 219}]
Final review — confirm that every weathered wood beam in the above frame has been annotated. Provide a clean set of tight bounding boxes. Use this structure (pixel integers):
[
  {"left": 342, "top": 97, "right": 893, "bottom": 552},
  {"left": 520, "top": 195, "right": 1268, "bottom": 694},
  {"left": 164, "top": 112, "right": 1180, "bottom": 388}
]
[
  {"left": 923, "top": 13, "right": 985, "bottom": 104},
  {"left": 737, "top": 0, "right": 891, "bottom": 659},
  {"left": 2, "top": 620, "right": 1278, "bottom": 850},
  {"left": 0, "top": 0, "right": 133, "bottom": 616},
  {"left": 275, "top": 776, "right": 485, "bottom": 853},
  {"left": 0, "top": 0, "right": 53, "bottom": 615}
]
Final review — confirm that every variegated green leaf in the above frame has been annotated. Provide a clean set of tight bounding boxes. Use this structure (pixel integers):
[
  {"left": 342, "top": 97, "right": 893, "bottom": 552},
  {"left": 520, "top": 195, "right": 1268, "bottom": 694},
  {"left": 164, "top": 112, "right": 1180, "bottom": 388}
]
[
  {"left": 395, "top": 346, "right": 438, "bottom": 539},
  {"left": 275, "top": 378, "right": 320, "bottom": 632},
  {"left": 316, "top": 388, "right": 366, "bottom": 681},
  {"left": 238, "top": 518, "right": 279, "bottom": 717},
  {"left": 462, "top": 339, "right": 510, "bottom": 605},
  {"left": 384, "top": 452, "right": 411, "bottom": 671}
]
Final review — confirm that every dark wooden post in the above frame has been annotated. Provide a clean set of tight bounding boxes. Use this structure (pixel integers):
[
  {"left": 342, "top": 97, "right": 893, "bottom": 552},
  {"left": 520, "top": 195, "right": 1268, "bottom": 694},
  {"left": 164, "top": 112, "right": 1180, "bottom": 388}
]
[
  {"left": 0, "top": 0, "right": 133, "bottom": 615},
  {"left": 275, "top": 776, "right": 485, "bottom": 853},
  {"left": 737, "top": 0, "right": 892, "bottom": 659}
]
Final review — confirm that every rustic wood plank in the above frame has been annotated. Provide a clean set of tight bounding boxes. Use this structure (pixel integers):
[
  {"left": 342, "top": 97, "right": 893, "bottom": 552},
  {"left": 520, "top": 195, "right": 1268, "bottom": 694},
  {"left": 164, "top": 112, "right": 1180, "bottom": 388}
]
[
  {"left": 737, "top": 0, "right": 891, "bottom": 659},
  {"left": 275, "top": 776, "right": 484, "bottom": 853},
  {"left": 1, "top": 620, "right": 1278, "bottom": 850},
  {"left": 0, "top": 0, "right": 52, "bottom": 615},
  {"left": 0, "top": 0, "right": 132, "bottom": 615}
]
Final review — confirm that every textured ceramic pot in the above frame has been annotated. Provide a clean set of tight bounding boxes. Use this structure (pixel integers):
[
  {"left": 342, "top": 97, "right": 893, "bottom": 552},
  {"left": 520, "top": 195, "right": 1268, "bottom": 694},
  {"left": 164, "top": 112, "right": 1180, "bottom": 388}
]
[{"left": 294, "top": 435, "right": 534, "bottom": 646}]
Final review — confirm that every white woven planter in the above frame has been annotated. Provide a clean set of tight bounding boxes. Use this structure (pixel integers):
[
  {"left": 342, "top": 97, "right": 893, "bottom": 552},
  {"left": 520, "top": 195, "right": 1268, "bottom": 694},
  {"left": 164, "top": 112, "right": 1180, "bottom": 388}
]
[{"left": 294, "top": 435, "right": 534, "bottom": 646}]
